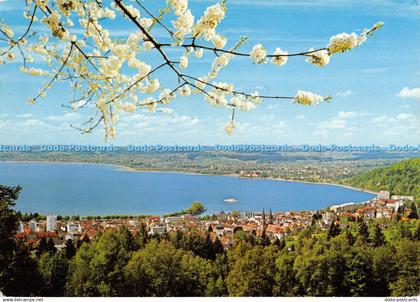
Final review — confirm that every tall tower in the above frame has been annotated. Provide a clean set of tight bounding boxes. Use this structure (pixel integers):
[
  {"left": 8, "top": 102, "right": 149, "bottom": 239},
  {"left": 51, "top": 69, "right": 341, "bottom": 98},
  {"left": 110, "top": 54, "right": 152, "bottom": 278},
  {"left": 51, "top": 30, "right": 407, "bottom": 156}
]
[
  {"left": 269, "top": 208, "right": 273, "bottom": 224},
  {"left": 262, "top": 208, "right": 267, "bottom": 232},
  {"left": 47, "top": 214, "right": 57, "bottom": 232}
]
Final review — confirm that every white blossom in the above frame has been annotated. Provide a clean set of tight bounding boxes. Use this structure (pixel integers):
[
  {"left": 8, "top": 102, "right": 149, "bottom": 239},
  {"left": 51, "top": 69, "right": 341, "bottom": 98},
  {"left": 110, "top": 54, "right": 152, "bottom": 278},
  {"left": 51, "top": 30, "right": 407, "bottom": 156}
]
[
  {"left": 6, "top": 52, "right": 15, "bottom": 61},
  {"left": 271, "top": 48, "right": 288, "bottom": 67},
  {"left": 180, "top": 85, "right": 191, "bottom": 96},
  {"left": 0, "top": 1, "right": 383, "bottom": 141},
  {"left": 293, "top": 90, "right": 325, "bottom": 105},
  {"left": 172, "top": 10, "right": 194, "bottom": 39},
  {"left": 224, "top": 120, "right": 235, "bottom": 135},
  {"left": 306, "top": 49, "right": 330, "bottom": 67},
  {"left": 179, "top": 55, "right": 189, "bottom": 69},
  {"left": 142, "top": 79, "right": 160, "bottom": 94},
  {"left": 195, "top": 49, "right": 204, "bottom": 58},
  {"left": 160, "top": 88, "right": 175, "bottom": 104},
  {"left": 170, "top": 0, "right": 188, "bottom": 16},
  {"left": 1, "top": 24, "right": 14, "bottom": 38},
  {"left": 328, "top": 32, "right": 359, "bottom": 54},
  {"left": 193, "top": 3, "right": 226, "bottom": 40},
  {"left": 26, "top": 97, "right": 36, "bottom": 105},
  {"left": 212, "top": 34, "right": 227, "bottom": 49},
  {"left": 143, "top": 41, "right": 154, "bottom": 50},
  {"left": 250, "top": 44, "right": 266, "bottom": 64},
  {"left": 250, "top": 92, "right": 262, "bottom": 104},
  {"left": 127, "top": 31, "right": 144, "bottom": 47},
  {"left": 20, "top": 66, "right": 49, "bottom": 76},
  {"left": 121, "top": 102, "right": 137, "bottom": 112}
]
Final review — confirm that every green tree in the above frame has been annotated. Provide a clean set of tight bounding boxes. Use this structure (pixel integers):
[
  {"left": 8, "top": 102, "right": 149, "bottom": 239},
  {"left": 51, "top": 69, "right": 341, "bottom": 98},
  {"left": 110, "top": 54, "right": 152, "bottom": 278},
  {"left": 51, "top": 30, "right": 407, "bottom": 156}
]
[
  {"left": 65, "top": 227, "right": 136, "bottom": 296},
  {"left": 370, "top": 223, "right": 386, "bottom": 247},
  {"left": 213, "top": 237, "right": 224, "bottom": 255},
  {"left": 64, "top": 239, "right": 76, "bottom": 259},
  {"left": 273, "top": 251, "right": 297, "bottom": 296},
  {"left": 36, "top": 237, "right": 48, "bottom": 257},
  {"left": 371, "top": 245, "right": 396, "bottom": 296},
  {"left": 294, "top": 235, "right": 348, "bottom": 296},
  {"left": 344, "top": 247, "right": 373, "bottom": 296},
  {"left": 358, "top": 220, "right": 369, "bottom": 242},
  {"left": 125, "top": 240, "right": 214, "bottom": 296},
  {"left": 39, "top": 251, "right": 69, "bottom": 296},
  {"left": 46, "top": 237, "right": 57, "bottom": 254},
  {"left": 407, "top": 203, "right": 418, "bottom": 219},
  {"left": 0, "top": 185, "right": 41, "bottom": 296},
  {"left": 389, "top": 239, "right": 420, "bottom": 296},
  {"left": 327, "top": 221, "right": 341, "bottom": 240},
  {"left": 226, "top": 245, "right": 276, "bottom": 296},
  {"left": 397, "top": 221, "right": 412, "bottom": 239}
]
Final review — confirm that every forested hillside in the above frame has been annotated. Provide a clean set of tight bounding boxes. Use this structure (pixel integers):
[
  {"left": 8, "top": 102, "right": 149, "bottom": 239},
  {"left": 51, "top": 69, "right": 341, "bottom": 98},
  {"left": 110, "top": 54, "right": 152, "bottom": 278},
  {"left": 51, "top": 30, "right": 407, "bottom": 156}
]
[{"left": 344, "top": 158, "right": 420, "bottom": 197}]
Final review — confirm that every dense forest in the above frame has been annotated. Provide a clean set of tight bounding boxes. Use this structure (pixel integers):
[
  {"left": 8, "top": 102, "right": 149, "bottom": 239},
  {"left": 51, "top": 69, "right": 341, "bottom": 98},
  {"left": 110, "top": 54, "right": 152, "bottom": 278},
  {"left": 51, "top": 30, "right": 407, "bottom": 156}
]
[
  {"left": 343, "top": 158, "right": 420, "bottom": 198},
  {"left": 1, "top": 185, "right": 419, "bottom": 297}
]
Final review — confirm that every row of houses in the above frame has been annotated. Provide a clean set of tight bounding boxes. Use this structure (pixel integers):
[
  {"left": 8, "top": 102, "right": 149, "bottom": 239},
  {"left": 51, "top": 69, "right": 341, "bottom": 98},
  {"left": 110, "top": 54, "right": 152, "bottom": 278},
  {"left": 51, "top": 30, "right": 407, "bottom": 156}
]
[{"left": 15, "top": 192, "right": 414, "bottom": 250}]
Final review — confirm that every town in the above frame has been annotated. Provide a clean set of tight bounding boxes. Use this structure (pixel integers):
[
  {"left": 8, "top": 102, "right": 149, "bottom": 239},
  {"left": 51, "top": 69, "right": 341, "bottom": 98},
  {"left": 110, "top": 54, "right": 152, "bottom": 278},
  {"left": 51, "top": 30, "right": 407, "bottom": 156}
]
[{"left": 15, "top": 190, "right": 416, "bottom": 250}]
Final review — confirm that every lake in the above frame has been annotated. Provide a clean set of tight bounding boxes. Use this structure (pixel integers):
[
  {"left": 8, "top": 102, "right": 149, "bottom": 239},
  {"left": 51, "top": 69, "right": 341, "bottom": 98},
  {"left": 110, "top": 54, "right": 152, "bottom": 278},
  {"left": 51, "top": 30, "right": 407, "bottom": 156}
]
[{"left": 0, "top": 161, "right": 375, "bottom": 216}]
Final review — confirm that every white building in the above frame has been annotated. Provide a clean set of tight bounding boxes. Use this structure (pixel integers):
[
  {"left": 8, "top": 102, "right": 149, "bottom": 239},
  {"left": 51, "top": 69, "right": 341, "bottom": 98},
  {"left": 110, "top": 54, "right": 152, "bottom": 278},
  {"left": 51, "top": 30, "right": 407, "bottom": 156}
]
[
  {"left": 165, "top": 216, "right": 183, "bottom": 224},
  {"left": 329, "top": 202, "right": 355, "bottom": 213},
  {"left": 149, "top": 224, "right": 166, "bottom": 235},
  {"left": 391, "top": 195, "right": 414, "bottom": 201},
  {"left": 67, "top": 222, "right": 82, "bottom": 233},
  {"left": 46, "top": 214, "right": 57, "bottom": 232},
  {"left": 378, "top": 190, "right": 390, "bottom": 200},
  {"left": 385, "top": 200, "right": 403, "bottom": 212},
  {"left": 29, "top": 220, "right": 37, "bottom": 232},
  {"left": 18, "top": 221, "right": 24, "bottom": 233}
]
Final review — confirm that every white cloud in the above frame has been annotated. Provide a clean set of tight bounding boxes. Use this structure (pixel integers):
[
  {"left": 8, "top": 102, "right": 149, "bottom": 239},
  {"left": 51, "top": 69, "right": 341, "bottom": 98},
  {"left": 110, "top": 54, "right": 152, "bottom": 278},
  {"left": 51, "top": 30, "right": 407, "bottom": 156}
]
[
  {"left": 315, "top": 110, "right": 365, "bottom": 132},
  {"left": 272, "top": 121, "right": 289, "bottom": 132},
  {"left": 296, "top": 115, "right": 306, "bottom": 120},
  {"left": 120, "top": 112, "right": 201, "bottom": 132},
  {"left": 335, "top": 90, "right": 354, "bottom": 98},
  {"left": 16, "top": 113, "right": 33, "bottom": 118},
  {"left": 359, "top": 67, "right": 388, "bottom": 73},
  {"left": 317, "top": 117, "right": 346, "bottom": 130},
  {"left": 46, "top": 112, "right": 82, "bottom": 122},
  {"left": 18, "top": 118, "right": 52, "bottom": 128},
  {"left": 337, "top": 111, "right": 363, "bottom": 119},
  {"left": 267, "top": 103, "right": 284, "bottom": 110},
  {"left": 397, "top": 87, "right": 420, "bottom": 100},
  {"left": 371, "top": 115, "right": 387, "bottom": 123},
  {"left": 396, "top": 113, "right": 416, "bottom": 121}
]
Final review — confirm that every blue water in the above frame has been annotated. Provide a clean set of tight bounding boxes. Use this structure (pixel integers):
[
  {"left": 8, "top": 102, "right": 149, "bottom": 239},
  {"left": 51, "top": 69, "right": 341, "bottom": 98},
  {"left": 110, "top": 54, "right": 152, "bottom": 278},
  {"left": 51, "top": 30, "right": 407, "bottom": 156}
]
[{"left": 0, "top": 162, "right": 375, "bottom": 216}]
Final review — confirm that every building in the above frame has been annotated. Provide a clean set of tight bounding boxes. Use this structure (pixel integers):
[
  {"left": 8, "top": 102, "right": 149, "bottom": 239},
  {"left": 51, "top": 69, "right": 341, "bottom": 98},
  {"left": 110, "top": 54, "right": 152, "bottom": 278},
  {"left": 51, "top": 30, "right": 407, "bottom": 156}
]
[
  {"left": 385, "top": 200, "right": 403, "bottom": 212},
  {"left": 330, "top": 202, "right": 355, "bottom": 213},
  {"left": 29, "top": 220, "right": 37, "bottom": 232},
  {"left": 165, "top": 216, "right": 183, "bottom": 224},
  {"left": 67, "top": 222, "right": 82, "bottom": 234},
  {"left": 391, "top": 195, "right": 414, "bottom": 201},
  {"left": 46, "top": 214, "right": 57, "bottom": 232},
  {"left": 378, "top": 190, "right": 390, "bottom": 200},
  {"left": 149, "top": 224, "right": 166, "bottom": 235},
  {"left": 18, "top": 221, "right": 24, "bottom": 233}
]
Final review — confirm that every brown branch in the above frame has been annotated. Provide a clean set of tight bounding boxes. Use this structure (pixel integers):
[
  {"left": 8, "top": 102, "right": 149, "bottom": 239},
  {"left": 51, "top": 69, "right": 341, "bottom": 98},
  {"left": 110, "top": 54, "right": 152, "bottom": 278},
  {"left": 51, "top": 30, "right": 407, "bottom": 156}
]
[
  {"left": 134, "top": 0, "right": 175, "bottom": 38},
  {"left": 181, "top": 74, "right": 294, "bottom": 100}
]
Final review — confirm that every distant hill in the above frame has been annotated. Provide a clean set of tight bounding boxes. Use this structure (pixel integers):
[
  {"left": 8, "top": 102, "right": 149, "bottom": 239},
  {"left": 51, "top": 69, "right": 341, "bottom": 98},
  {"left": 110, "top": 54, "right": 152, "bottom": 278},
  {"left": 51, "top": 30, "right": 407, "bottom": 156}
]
[{"left": 344, "top": 158, "right": 420, "bottom": 197}]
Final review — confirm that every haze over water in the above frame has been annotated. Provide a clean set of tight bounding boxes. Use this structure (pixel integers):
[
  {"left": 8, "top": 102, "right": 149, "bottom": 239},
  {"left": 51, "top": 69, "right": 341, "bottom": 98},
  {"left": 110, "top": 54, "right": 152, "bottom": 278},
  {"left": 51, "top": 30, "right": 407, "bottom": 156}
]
[{"left": 0, "top": 162, "right": 375, "bottom": 216}]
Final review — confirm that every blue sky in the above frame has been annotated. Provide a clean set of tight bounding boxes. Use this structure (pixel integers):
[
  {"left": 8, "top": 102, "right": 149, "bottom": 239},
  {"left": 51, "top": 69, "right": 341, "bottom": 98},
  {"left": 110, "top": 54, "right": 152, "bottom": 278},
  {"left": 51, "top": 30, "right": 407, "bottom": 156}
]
[{"left": 0, "top": 0, "right": 419, "bottom": 146}]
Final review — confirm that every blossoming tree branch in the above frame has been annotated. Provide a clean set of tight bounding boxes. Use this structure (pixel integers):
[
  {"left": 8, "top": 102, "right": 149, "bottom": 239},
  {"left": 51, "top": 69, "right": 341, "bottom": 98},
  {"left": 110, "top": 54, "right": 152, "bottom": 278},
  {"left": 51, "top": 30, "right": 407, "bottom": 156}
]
[{"left": 0, "top": 0, "right": 383, "bottom": 139}]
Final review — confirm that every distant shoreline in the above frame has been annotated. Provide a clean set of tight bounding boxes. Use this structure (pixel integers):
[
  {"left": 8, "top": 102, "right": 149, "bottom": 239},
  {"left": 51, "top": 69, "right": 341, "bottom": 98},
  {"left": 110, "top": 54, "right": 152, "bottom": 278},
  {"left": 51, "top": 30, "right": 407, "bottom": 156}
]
[{"left": 0, "top": 159, "right": 377, "bottom": 204}]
